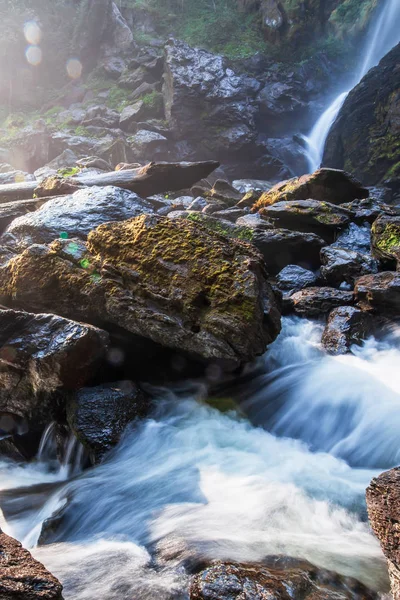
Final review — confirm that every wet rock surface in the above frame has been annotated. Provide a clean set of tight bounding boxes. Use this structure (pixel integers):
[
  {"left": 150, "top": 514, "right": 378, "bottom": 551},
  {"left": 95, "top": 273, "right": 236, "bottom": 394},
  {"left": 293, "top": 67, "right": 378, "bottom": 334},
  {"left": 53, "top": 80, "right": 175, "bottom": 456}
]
[
  {"left": 0, "top": 309, "right": 108, "bottom": 428},
  {"left": 322, "top": 306, "right": 375, "bottom": 355},
  {"left": 289, "top": 287, "right": 354, "bottom": 317},
  {"left": 0, "top": 529, "right": 64, "bottom": 599},
  {"left": 67, "top": 382, "right": 149, "bottom": 461},
  {"left": 320, "top": 246, "right": 378, "bottom": 287},
  {"left": 0, "top": 215, "right": 281, "bottom": 366},
  {"left": 276, "top": 264, "right": 318, "bottom": 293},
  {"left": 355, "top": 272, "right": 400, "bottom": 314},
  {"left": 190, "top": 560, "right": 378, "bottom": 600}
]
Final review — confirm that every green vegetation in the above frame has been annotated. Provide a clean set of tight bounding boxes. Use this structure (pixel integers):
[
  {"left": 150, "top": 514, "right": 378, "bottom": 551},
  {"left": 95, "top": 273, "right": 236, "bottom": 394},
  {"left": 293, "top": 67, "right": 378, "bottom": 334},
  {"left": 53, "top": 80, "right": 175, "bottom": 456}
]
[
  {"left": 58, "top": 166, "right": 81, "bottom": 177},
  {"left": 373, "top": 222, "right": 400, "bottom": 254},
  {"left": 123, "top": 0, "right": 269, "bottom": 58}
]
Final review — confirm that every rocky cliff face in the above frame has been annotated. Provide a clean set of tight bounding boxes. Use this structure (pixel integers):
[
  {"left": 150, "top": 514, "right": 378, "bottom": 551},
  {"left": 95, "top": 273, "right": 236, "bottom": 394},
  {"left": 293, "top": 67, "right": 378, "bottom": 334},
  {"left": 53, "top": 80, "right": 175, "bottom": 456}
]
[{"left": 323, "top": 42, "right": 400, "bottom": 190}]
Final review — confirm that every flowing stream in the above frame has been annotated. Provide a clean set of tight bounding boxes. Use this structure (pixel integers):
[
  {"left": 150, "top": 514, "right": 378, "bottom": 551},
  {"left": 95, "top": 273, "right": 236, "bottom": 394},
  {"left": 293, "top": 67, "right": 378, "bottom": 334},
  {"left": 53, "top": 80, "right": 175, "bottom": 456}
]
[
  {"left": 1, "top": 316, "right": 399, "bottom": 598},
  {"left": 305, "top": 0, "right": 400, "bottom": 172}
]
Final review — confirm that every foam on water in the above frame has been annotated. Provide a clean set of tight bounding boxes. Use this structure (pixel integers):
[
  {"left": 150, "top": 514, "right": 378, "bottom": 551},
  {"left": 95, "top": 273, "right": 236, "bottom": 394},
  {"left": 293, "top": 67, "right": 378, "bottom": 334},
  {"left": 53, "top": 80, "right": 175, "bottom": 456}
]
[{"left": 1, "top": 316, "right": 398, "bottom": 597}]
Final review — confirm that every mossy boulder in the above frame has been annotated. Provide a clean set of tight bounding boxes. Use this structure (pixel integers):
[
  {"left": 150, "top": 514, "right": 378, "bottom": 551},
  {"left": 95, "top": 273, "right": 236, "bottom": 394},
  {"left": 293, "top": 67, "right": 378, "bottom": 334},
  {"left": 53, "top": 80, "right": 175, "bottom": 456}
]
[
  {"left": 323, "top": 43, "right": 400, "bottom": 189},
  {"left": 253, "top": 168, "right": 368, "bottom": 211},
  {"left": 259, "top": 199, "right": 353, "bottom": 240},
  {"left": 371, "top": 214, "right": 400, "bottom": 267},
  {"left": 0, "top": 215, "right": 281, "bottom": 366}
]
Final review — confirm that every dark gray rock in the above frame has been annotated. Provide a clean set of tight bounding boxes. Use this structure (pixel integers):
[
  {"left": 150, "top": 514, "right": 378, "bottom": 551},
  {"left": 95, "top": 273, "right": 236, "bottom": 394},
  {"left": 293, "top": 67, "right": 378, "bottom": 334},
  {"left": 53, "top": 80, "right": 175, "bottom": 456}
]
[
  {"left": 188, "top": 197, "right": 208, "bottom": 211},
  {"left": 334, "top": 223, "right": 372, "bottom": 254},
  {"left": 163, "top": 39, "right": 261, "bottom": 156},
  {"left": 322, "top": 306, "right": 375, "bottom": 355},
  {"left": 0, "top": 309, "right": 108, "bottom": 431},
  {"left": 289, "top": 287, "right": 354, "bottom": 317},
  {"left": 276, "top": 264, "right": 318, "bottom": 293},
  {"left": 259, "top": 199, "right": 352, "bottom": 240},
  {"left": 252, "top": 228, "right": 326, "bottom": 274},
  {"left": 67, "top": 382, "right": 149, "bottom": 461},
  {"left": 323, "top": 42, "right": 400, "bottom": 189},
  {"left": 355, "top": 272, "right": 400, "bottom": 314},
  {"left": 320, "top": 246, "right": 378, "bottom": 287}
]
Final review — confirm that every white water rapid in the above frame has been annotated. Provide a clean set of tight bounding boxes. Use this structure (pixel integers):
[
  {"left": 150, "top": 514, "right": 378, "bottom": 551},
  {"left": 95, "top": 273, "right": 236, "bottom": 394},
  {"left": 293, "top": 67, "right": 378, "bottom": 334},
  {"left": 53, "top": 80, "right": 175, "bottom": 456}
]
[
  {"left": 305, "top": 0, "right": 400, "bottom": 172},
  {"left": 1, "top": 316, "right": 400, "bottom": 598}
]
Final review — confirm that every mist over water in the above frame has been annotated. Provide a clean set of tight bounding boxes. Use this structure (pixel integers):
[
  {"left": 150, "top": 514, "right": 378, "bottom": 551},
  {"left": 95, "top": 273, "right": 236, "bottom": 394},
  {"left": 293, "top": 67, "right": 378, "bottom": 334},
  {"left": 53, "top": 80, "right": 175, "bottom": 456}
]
[
  {"left": 305, "top": 0, "right": 400, "bottom": 172},
  {"left": 1, "top": 316, "right": 399, "bottom": 597}
]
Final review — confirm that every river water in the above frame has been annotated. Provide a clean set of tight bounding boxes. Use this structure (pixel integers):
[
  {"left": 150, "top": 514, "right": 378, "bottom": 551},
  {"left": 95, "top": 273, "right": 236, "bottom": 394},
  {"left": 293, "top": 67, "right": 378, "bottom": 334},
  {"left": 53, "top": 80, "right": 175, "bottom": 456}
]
[{"left": 0, "top": 316, "right": 397, "bottom": 598}]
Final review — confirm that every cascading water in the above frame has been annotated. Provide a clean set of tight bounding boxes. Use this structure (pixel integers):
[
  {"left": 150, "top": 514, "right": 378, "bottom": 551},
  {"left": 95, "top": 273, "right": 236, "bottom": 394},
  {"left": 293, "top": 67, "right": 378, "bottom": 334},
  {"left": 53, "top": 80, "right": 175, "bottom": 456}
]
[
  {"left": 1, "top": 316, "right": 400, "bottom": 598},
  {"left": 305, "top": 0, "right": 400, "bottom": 172}
]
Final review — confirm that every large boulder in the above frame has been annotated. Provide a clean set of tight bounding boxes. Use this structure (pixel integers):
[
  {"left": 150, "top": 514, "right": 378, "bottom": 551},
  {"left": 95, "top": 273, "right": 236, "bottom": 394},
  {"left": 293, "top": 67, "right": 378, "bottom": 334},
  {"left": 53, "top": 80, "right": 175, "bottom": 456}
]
[
  {"left": 322, "top": 306, "right": 375, "bottom": 355},
  {"left": 0, "top": 529, "right": 63, "bottom": 599},
  {"left": 66, "top": 382, "right": 149, "bottom": 461},
  {"left": 190, "top": 560, "right": 378, "bottom": 600},
  {"left": 355, "top": 272, "right": 400, "bottom": 314},
  {"left": 163, "top": 39, "right": 261, "bottom": 157},
  {"left": 253, "top": 168, "right": 368, "bottom": 210},
  {"left": 259, "top": 199, "right": 352, "bottom": 240},
  {"left": 0, "top": 215, "right": 281, "bottom": 366},
  {"left": 323, "top": 43, "right": 400, "bottom": 189},
  {"left": 0, "top": 309, "right": 108, "bottom": 429},
  {"left": 1, "top": 186, "right": 153, "bottom": 252},
  {"left": 367, "top": 468, "right": 400, "bottom": 600},
  {"left": 371, "top": 214, "right": 400, "bottom": 267}
]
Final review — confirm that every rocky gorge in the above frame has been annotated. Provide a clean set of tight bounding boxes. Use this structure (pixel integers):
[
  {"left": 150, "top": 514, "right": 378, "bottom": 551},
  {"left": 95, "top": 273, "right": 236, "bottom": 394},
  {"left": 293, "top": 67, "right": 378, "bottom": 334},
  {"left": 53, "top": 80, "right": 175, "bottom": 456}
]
[{"left": 0, "top": 0, "right": 400, "bottom": 599}]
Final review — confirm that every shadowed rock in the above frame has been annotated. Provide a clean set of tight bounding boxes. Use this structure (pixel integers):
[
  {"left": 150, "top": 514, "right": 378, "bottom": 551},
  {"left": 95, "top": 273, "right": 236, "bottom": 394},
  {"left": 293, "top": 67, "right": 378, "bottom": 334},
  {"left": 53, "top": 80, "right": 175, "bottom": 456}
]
[{"left": 0, "top": 309, "right": 108, "bottom": 428}]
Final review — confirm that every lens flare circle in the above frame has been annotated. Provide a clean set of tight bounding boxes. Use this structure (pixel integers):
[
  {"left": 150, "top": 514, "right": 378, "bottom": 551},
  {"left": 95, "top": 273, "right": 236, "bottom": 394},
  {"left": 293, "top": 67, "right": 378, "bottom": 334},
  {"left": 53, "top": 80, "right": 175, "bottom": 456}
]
[
  {"left": 23, "top": 20, "right": 42, "bottom": 45},
  {"left": 25, "top": 45, "right": 43, "bottom": 66},
  {"left": 66, "top": 58, "right": 83, "bottom": 79}
]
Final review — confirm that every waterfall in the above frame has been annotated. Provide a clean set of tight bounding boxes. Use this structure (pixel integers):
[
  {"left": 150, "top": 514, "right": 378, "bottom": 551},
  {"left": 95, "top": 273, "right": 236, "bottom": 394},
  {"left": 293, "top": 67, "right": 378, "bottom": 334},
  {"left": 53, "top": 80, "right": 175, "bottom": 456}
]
[{"left": 305, "top": 0, "right": 400, "bottom": 173}]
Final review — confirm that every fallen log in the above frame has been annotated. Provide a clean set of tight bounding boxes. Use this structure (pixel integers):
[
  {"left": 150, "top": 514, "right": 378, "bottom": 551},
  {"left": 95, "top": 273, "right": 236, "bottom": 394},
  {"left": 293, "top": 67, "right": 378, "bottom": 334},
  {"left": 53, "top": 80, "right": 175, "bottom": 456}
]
[{"left": 0, "top": 160, "right": 220, "bottom": 204}]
